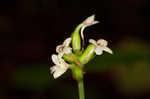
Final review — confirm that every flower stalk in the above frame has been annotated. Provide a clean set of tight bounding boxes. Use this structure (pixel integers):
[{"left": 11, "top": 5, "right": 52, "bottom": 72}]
[{"left": 78, "top": 79, "right": 85, "bottom": 99}]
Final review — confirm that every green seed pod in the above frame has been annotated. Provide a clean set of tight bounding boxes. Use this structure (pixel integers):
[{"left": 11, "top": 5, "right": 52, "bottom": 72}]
[
  {"left": 72, "top": 24, "right": 83, "bottom": 55},
  {"left": 79, "top": 44, "right": 95, "bottom": 65}
]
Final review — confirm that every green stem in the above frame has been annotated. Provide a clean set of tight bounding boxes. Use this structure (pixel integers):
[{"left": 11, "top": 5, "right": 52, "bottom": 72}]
[{"left": 78, "top": 79, "right": 85, "bottom": 99}]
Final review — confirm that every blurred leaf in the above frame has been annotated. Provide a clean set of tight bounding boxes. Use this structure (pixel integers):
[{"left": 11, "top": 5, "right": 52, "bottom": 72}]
[
  {"left": 11, "top": 63, "right": 55, "bottom": 91},
  {"left": 112, "top": 62, "right": 150, "bottom": 94}
]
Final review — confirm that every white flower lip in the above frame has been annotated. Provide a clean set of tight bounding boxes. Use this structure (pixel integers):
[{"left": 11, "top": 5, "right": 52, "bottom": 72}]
[
  {"left": 50, "top": 54, "right": 69, "bottom": 79},
  {"left": 56, "top": 37, "right": 72, "bottom": 57},
  {"left": 89, "top": 39, "right": 113, "bottom": 55}
]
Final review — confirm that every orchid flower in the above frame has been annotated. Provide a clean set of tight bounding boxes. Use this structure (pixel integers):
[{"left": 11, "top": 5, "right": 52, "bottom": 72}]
[
  {"left": 82, "top": 15, "right": 99, "bottom": 28},
  {"left": 50, "top": 54, "right": 69, "bottom": 79},
  {"left": 56, "top": 37, "right": 72, "bottom": 57},
  {"left": 81, "top": 15, "right": 99, "bottom": 47},
  {"left": 89, "top": 39, "right": 113, "bottom": 55}
]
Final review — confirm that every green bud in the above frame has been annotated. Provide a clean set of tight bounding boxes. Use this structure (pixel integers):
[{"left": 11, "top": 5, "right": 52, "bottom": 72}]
[
  {"left": 79, "top": 44, "right": 95, "bottom": 65},
  {"left": 71, "top": 65, "right": 83, "bottom": 81},
  {"left": 72, "top": 24, "right": 83, "bottom": 55}
]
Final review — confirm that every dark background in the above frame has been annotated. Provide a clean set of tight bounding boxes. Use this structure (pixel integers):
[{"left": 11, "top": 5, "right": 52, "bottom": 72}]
[{"left": 1, "top": 0, "right": 150, "bottom": 99}]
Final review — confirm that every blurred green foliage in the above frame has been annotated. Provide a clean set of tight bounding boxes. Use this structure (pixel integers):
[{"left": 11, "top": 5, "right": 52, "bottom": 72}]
[
  {"left": 11, "top": 38, "right": 150, "bottom": 96},
  {"left": 12, "top": 64, "right": 53, "bottom": 91}
]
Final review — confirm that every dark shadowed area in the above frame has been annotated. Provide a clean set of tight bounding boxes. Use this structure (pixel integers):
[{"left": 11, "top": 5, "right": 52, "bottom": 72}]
[{"left": 0, "top": 0, "right": 150, "bottom": 99}]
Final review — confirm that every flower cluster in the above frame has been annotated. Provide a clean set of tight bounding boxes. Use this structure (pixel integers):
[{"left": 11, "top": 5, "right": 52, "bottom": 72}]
[
  {"left": 50, "top": 15, "right": 113, "bottom": 79},
  {"left": 50, "top": 37, "right": 72, "bottom": 79}
]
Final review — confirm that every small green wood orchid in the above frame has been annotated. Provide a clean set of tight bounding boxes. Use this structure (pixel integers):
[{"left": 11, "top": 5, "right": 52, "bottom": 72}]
[{"left": 50, "top": 15, "right": 113, "bottom": 99}]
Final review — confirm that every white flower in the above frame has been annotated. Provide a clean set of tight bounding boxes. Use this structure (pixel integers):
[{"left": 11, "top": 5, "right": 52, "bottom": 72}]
[
  {"left": 81, "top": 15, "right": 99, "bottom": 47},
  {"left": 56, "top": 37, "right": 72, "bottom": 57},
  {"left": 50, "top": 54, "right": 69, "bottom": 79},
  {"left": 82, "top": 14, "right": 99, "bottom": 27},
  {"left": 89, "top": 39, "right": 113, "bottom": 55}
]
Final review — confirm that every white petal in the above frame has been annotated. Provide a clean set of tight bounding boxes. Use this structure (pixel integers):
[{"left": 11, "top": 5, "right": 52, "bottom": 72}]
[
  {"left": 89, "top": 39, "right": 97, "bottom": 45},
  {"left": 56, "top": 45, "right": 63, "bottom": 53},
  {"left": 92, "top": 21, "right": 99, "bottom": 25},
  {"left": 82, "top": 15, "right": 99, "bottom": 27},
  {"left": 58, "top": 52, "right": 64, "bottom": 58},
  {"left": 51, "top": 54, "right": 59, "bottom": 65},
  {"left": 95, "top": 47, "right": 103, "bottom": 55},
  {"left": 85, "top": 15, "right": 95, "bottom": 24},
  {"left": 57, "top": 55, "right": 65, "bottom": 64},
  {"left": 64, "top": 47, "right": 72, "bottom": 54},
  {"left": 50, "top": 65, "right": 57, "bottom": 73},
  {"left": 103, "top": 47, "right": 113, "bottom": 54},
  {"left": 52, "top": 65, "right": 68, "bottom": 79},
  {"left": 97, "top": 39, "right": 108, "bottom": 47},
  {"left": 63, "top": 37, "right": 72, "bottom": 47}
]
